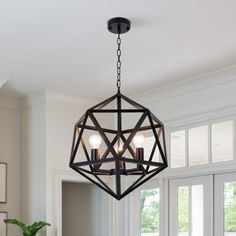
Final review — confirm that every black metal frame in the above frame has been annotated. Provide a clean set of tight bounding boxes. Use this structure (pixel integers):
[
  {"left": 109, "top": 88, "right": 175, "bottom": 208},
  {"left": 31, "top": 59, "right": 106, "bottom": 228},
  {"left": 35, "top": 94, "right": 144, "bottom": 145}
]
[
  {"left": 70, "top": 17, "right": 167, "bottom": 200},
  {"left": 70, "top": 92, "right": 168, "bottom": 200},
  {"left": 108, "top": 17, "right": 130, "bottom": 34}
]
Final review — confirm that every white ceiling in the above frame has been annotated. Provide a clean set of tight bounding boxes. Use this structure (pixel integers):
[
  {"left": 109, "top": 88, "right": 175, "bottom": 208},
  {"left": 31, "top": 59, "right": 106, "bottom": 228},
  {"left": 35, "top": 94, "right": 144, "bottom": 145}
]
[{"left": 1, "top": 0, "right": 236, "bottom": 99}]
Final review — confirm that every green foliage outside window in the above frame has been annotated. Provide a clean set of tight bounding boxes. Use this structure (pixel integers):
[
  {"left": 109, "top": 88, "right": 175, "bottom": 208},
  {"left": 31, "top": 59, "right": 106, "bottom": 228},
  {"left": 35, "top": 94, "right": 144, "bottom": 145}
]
[
  {"left": 140, "top": 182, "right": 236, "bottom": 234},
  {"left": 140, "top": 189, "right": 160, "bottom": 233},
  {"left": 177, "top": 183, "right": 236, "bottom": 233},
  {"left": 178, "top": 186, "right": 189, "bottom": 233},
  {"left": 224, "top": 182, "right": 236, "bottom": 233}
]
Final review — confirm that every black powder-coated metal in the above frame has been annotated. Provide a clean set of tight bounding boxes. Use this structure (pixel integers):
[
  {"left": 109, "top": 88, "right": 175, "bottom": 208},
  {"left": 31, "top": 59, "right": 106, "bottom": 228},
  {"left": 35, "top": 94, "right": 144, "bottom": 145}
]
[
  {"left": 69, "top": 92, "right": 168, "bottom": 200},
  {"left": 136, "top": 148, "right": 144, "bottom": 171},
  {"left": 108, "top": 17, "right": 131, "bottom": 34},
  {"left": 69, "top": 17, "right": 167, "bottom": 200}
]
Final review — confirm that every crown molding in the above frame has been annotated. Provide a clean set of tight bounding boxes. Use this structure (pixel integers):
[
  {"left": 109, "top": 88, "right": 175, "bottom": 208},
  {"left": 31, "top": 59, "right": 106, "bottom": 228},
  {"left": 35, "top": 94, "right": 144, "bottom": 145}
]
[
  {"left": 165, "top": 104, "right": 236, "bottom": 129},
  {"left": 19, "top": 90, "right": 94, "bottom": 110},
  {"left": 20, "top": 90, "right": 46, "bottom": 110},
  {"left": 0, "top": 80, "right": 8, "bottom": 88},
  {"left": 132, "top": 65, "right": 236, "bottom": 105}
]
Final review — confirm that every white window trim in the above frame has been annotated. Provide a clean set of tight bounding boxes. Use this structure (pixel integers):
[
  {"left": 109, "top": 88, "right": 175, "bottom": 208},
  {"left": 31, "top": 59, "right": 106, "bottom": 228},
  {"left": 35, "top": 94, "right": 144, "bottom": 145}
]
[
  {"left": 127, "top": 107, "right": 236, "bottom": 236},
  {"left": 167, "top": 117, "right": 236, "bottom": 173},
  {"left": 128, "top": 178, "right": 162, "bottom": 236},
  {"left": 214, "top": 172, "right": 236, "bottom": 236},
  {"left": 169, "top": 175, "right": 214, "bottom": 236}
]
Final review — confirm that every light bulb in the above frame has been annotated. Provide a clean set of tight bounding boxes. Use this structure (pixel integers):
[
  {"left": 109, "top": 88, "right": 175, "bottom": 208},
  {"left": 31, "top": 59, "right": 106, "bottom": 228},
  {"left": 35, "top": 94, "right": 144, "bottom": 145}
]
[
  {"left": 89, "top": 134, "right": 102, "bottom": 149},
  {"left": 115, "top": 144, "right": 123, "bottom": 153},
  {"left": 133, "top": 132, "right": 145, "bottom": 148}
]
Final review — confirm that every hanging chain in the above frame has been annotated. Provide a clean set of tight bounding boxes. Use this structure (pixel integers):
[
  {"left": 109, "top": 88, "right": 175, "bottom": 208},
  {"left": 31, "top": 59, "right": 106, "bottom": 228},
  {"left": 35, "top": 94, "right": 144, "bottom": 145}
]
[{"left": 116, "top": 33, "right": 121, "bottom": 91}]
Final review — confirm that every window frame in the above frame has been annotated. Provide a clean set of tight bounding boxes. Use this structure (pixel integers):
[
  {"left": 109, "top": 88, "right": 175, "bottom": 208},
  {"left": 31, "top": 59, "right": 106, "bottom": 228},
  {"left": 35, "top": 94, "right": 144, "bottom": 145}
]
[
  {"left": 128, "top": 178, "right": 163, "bottom": 236},
  {"left": 125, "top": 112, "right": 236, "bottom": 236},
  {"left": 169, "top": 175, "right": 213, "bottom": 236},
  {"left": 170, "top": 129, "right": 187, "bottom": 168},
  {"left": 211, "top": 120, "right": 234, "bottom": 163},
  {"left": 214, "top": 172, "right": 236, "bottom": 236},
  {"left": 168, "top": 118, "right": 236, "bottom": 171}
]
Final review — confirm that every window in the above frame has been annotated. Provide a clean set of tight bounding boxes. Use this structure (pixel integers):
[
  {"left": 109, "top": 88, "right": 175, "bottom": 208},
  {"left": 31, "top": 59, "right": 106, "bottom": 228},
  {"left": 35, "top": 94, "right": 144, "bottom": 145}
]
[
  {"left": 170, "top": 120, "right": 235, "bottom": 168},
  {"left": 128, "top": 118, "right": 236, "bottom": 236},
  {"left": 170, "top": 176, "right": 213, "bottom": 236},
  {"left": 177, "top": 185, "right": 204, "bottom": 236},
  {"left": 224, "top": 181, "right": 236, "bottom": 235},
  {"left": 189, "top": 125, "right": 208, "bottom": 166},
  {"left": 191, "top": 185, "right": 204, "bottom": 236},
  {"left": 171, "top": 130, "right": 186, "bottom": 168},
  {"left": 130, "top": 180, "right": 161, "bottom": 236},
  {"left": 212, "top": 121, "right": 233, "bottom": 163},
  {"left": 140, "top": 188, "right": 160, "bottom": 236},
  {"left": 178, "top": 186, "right": 189, "bottom": 235},
  {"left": 215, "top": 172, "right": 236, "bottom": 236},
  {"left": 171, "top": 173, "right": 236, "bottom": 236}
]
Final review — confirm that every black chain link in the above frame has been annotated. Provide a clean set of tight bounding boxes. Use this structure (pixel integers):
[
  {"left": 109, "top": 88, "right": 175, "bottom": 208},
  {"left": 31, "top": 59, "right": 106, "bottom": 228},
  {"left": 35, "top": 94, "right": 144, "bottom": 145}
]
[{"left": 116, "top": 34, "right": 121, "bottom": 91}]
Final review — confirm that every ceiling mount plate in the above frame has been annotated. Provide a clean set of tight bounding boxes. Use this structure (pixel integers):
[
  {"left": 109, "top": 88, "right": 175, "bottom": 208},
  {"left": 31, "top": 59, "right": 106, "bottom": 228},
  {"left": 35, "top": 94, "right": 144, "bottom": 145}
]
[{"left": 108, "top": 17, "right": 131, "bottom": 34}]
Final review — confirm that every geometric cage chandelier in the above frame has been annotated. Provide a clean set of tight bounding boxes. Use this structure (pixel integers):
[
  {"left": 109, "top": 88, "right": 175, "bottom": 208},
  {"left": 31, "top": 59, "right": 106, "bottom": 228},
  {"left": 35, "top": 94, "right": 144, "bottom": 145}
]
[{"left": 69, "top": 17, "right": 168, "bottom": 200}]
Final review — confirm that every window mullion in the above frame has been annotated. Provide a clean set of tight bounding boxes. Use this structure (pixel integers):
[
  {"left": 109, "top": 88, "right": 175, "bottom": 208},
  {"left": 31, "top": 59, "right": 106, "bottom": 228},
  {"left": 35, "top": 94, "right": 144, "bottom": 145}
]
[
  {"left": 209, "top": 124, "right": 212, "bottom": 164},
  {"left": 233, "top": 120, "right": 236, "bottom": 161},
  {"left": 189, "top": 185, "right": 192, "bottom": 236},
  {"left": 186, "top": 128, "right": 189, "bottom": 167}
]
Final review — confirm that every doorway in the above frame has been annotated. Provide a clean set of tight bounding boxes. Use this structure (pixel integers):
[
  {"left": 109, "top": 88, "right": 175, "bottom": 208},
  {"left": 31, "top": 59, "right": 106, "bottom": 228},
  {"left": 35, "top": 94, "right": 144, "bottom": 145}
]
[
  {"left": 62, "top": 182, "right": 103, "bottom": 236},
  {"left": 169, "top": 172, "right": 236, "bottom": 236}
]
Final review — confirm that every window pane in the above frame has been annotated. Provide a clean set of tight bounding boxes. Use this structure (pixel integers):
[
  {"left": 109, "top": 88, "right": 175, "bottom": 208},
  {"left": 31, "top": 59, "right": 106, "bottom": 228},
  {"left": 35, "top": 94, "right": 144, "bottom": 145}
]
[
  {"left": 178, "top": 186, "right": 189, "bottom": 236},
  {"left": 141, "top": 188, "right": 160, "bottom": 236},
  {"left": 171, "top": 130, "right": 186, "bottom": 168},
  {"left": 224, "top": 181, "right": 236, "bottom": 236},
  {"left": 189, "top": 126, "right": 208, "bottom": 166},
  {"left": 212, "top": 121, "right": 233, "bottom": 163},
  {"left": 192, "top": 185, "right": 203, "bottom": 236}
]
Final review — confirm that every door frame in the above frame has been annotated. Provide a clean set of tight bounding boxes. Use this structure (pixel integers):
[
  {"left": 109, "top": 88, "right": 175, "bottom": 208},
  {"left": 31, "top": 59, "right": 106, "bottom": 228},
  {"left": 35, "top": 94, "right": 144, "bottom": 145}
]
[
  {"left": 214, "top": 172, "right": 236, "bottom": 236},
  {"left": 55, "top": 171, "right": 115, "bottom": 236},
  {"left": 169, "top": 175, "right": 213, "bottom": 236}
]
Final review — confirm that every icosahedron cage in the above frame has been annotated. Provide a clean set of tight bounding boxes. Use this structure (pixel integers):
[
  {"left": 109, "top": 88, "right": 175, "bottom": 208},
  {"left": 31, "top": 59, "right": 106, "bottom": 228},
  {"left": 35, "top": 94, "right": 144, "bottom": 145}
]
[{"left": 69, "top": 92, "right": 168, "bottom": 200}]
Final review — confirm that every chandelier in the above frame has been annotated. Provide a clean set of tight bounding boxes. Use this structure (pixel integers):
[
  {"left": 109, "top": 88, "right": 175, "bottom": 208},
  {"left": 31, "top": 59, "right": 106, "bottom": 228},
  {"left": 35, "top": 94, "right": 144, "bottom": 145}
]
[{"left": 69, "top": 17, "right": 168, "bottom": 200}]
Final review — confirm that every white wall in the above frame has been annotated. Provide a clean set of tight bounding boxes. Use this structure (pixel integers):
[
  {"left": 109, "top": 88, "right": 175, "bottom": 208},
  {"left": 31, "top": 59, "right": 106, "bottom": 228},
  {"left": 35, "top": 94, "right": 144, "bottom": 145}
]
[
  {"left": 20, "top": 92, "right": 47, "bottom": 235},
  {"left": 17, "top": 91, "right": 113, "bottom": 236},
  {"left": 45, "top": 92, "right": 94, "bottom": 236},
  {"left": 0, "top": 96, "right": 20, "bottom": 236},
  {"left": 133, "top": 66, "right": 236, "bottom": 124}
]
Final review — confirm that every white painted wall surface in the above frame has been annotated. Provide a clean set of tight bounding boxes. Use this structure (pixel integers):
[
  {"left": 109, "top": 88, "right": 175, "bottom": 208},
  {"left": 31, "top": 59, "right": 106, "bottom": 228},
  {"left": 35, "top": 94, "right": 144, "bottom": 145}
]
[
  {"left": 17, "top": 91, "right": 113, "bottom": 236},
  {"left": 45, "top": 93, "right": 93, "bottom": 236},
  {"left": 45, "top": 92, "right": 116, "bottom": 236},
  {"left": 20, "top": 92, "right": 47, "bottom": 236},
  {"left": 0, "top": 96, "right": 20, "bottom": 236},
  {"left": 133, "top": 66, "right": 236, "bottom": 123}
]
